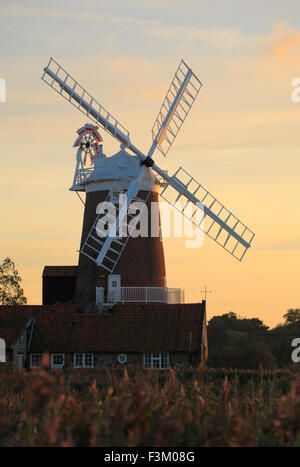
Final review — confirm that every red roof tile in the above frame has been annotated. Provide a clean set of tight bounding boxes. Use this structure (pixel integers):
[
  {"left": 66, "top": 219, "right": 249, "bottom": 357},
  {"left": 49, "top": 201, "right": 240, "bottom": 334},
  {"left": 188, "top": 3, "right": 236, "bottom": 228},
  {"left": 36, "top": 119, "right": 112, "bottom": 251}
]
[
  {"left": 0, "top": 302, "right": 206, "bottom": 353},
  {"left": 0, "top": 305, "right": 77, "bottom": 348}
]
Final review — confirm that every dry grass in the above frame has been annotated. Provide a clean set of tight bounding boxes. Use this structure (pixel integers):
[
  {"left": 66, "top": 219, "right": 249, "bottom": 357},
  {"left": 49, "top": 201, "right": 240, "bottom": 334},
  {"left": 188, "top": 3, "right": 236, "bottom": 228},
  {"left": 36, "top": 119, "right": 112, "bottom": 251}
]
[{"left": 0, "top": 358, "right": 300, "bottom": 447}]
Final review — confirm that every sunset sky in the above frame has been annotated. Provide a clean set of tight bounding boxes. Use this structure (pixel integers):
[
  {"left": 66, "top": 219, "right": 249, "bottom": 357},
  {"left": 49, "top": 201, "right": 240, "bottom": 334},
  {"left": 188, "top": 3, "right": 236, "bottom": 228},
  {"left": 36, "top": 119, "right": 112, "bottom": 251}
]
[{"left": 1, "top": 0, "right": 300, "bottom": 327}]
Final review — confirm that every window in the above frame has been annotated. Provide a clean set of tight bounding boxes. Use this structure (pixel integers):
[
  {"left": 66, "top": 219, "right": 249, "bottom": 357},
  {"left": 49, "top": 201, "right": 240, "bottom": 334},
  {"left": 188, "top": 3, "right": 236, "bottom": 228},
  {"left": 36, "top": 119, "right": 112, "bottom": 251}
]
[
  {"left": 85, "top": 353, "right": 94, "bottom": 368},
  {"left": 51, "top": 353, "right": 65, "bottom": 369},
  {"left": 143, "top": 353, "right": 169, "bottom": 370},
  {"left": 30, "top": 353, "right": 43, "bottom": 368},
  {"left": 117, "top": 354, "right": 127, "bottom": 364},
  {"left": 74, "top": 353, "right": 83, "bottom": 368},
  {"left": 74, "top": 353, "right": 94, "bottom": 368},
  {"left": 112, "top": 281, "right": 117, "bottom": 288}
]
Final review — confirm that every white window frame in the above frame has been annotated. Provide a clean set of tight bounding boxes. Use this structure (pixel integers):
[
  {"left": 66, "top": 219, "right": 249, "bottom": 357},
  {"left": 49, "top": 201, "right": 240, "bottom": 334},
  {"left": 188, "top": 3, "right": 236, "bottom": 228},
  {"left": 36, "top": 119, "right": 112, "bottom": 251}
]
[
  {"left": 51, "top": 353, "right": 65, "bottom": 369},
  {"left": 30, "top": 353, "right": 43, "bottom": 369},
  {"left": 73, "top": 353, "right": 94, "bottom": 368},
  {"left": 143, "top": 353, "right": 169, "bottom": 370},
  {"left": 84, "top": 353, "right": 94, "bottom": 368},
  {"left": 117, "top": 353, "right": 127, "bottom": 364}
]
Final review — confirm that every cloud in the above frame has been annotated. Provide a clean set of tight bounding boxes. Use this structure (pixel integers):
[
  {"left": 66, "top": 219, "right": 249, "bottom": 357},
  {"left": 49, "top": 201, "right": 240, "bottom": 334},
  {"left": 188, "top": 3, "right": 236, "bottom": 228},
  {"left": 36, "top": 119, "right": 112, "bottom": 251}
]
[
  {"left": 267, "top": 22, "right": 300, "bottom": 64},
  {"left": 100, "top": 56, "right": 152, "bottom": 73},
  {"left": 244, "top": 22, "right": 300, "bottom": 79},
  {"left": 0, "top": 4, "right": 247, "bottom": 54},
  {"left": 139, "top": 85, "right": 167, "bottom": 103},
  {"left": 255, "top": 241, "right": 300, "bottom": 252},
  {"left": 0, "top": 5, "right": 131, "bottom": 25},
  {"left": 146, "top": 24, "right": 241, "bottom": 50}
]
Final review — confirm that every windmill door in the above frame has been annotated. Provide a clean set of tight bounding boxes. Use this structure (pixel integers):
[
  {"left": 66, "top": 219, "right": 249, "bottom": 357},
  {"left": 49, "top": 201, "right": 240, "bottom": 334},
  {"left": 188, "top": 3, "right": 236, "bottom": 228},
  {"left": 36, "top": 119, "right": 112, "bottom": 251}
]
[{"left": 107, "top": 274, "right": 121, "bottom": 303}]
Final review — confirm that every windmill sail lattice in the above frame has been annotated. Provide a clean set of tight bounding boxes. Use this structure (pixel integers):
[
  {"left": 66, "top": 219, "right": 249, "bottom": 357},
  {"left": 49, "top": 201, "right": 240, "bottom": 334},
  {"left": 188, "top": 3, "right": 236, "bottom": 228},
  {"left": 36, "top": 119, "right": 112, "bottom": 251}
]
[
  {"left": 42, "top": 57, "right": 130, "bottom": 146},
  {"left": 42, "top": 57, "right": 255, "bottom": 266},
  {"left": 160, "top": 167, "right": 255, "bottom": 261},
  {"left": 81, "top": 184, "right": 151, "bottom": 272},
  {"left": 152, "top": 60, "right": 202, "bottom": 156}
]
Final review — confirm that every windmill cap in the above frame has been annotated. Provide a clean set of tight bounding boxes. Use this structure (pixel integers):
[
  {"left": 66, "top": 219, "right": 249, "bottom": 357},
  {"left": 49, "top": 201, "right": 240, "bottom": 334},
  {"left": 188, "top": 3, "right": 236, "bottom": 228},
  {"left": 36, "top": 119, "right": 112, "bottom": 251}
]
[{"left": 84, "top": 146, "right": 162, "bottom": 191}]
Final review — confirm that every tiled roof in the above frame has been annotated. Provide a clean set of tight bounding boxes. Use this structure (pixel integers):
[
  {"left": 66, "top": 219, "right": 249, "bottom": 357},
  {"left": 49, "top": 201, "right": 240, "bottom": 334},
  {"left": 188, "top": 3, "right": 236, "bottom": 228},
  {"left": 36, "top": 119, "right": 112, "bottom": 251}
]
[
  {"left": 0, "top": 302, "right": 206, "bottom": 353},
  {"left": 0, "top": 313, "right": 29, "bottom": 348},
  {"left": 0, "top": 305, "right": 77, "bottom": 348},
  {"left": 43, "top": 266, "right": 78, "bottom": 277}
]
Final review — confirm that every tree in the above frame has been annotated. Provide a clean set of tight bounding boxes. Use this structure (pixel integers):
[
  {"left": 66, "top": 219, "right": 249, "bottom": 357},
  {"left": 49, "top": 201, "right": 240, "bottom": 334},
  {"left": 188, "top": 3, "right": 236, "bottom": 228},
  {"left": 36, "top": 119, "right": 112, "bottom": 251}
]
[
  {"left": 283, "top": 309, "right": 300, "bottom": 325},
  {"left": 207, "top": 312, "right": 274, "bottom": 369},
  {"left": 269, "top": 311, "right": 300, "bottom": 366},
  {"left": 0, "top": 257, "right": 27, "bottom": 305}
]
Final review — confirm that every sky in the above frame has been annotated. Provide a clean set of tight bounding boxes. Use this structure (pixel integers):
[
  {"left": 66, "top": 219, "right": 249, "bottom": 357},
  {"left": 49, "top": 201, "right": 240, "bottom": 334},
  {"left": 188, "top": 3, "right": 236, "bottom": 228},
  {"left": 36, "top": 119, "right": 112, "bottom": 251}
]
[{"left": 1, "top": 0, "right": 300, "bottom": 327}]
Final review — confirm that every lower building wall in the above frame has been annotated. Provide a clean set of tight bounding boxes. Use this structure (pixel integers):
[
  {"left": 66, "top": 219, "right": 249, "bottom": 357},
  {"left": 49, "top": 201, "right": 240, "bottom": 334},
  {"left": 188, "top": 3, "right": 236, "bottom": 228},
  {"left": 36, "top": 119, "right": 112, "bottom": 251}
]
[{"left": 24, "top": 352, "right": 200, "bottom": 369}]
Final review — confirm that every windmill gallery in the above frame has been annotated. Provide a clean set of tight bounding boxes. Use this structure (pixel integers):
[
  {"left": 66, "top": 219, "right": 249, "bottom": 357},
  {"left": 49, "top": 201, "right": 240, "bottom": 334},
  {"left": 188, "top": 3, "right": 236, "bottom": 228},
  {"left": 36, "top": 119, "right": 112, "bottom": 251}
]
[{"left": 0, "top": 59, "right": 254, "bottom": 370}]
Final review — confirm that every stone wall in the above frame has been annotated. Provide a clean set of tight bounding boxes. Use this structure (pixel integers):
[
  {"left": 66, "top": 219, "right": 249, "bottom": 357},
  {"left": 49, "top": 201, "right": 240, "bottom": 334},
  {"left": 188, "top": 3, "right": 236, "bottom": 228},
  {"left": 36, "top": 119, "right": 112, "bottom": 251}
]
[{"left": 28, "top": 351, "right": 200, "bottom": 369}]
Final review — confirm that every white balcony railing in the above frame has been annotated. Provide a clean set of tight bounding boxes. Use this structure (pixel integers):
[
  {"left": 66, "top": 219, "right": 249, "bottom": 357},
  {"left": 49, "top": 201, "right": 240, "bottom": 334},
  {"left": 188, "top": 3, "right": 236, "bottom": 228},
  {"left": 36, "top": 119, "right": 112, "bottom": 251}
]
[
  {"left": 72, "top": 167, "right": 94, "bottom": 188},
  {"left": 108, "top": 287, "right": 185, "bottom": 304}
]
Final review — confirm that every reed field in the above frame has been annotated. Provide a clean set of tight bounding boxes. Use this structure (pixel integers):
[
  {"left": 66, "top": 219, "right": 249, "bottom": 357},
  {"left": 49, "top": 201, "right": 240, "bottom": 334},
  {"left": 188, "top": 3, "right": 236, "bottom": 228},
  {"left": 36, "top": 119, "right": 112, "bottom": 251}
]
[{"left": 1, "top": 358, "right": 300, "bottom": 447}]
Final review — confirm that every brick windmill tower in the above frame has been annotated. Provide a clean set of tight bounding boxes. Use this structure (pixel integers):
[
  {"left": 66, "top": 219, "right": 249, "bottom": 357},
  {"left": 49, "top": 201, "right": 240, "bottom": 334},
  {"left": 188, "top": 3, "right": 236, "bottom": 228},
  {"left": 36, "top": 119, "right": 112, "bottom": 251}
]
[
  {"left": 70, "top": 124, "right": 167, "bottom": 312},
  {"left": 42, "top": 58, "right": 254, "bottom": 313}
]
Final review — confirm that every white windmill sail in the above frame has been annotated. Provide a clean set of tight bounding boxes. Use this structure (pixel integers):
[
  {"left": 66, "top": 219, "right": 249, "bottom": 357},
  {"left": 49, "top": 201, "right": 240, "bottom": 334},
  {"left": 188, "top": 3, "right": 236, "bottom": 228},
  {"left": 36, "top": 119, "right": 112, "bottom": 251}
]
[
  {"left": 80, "top": 183, "right": 151, "bottom": 272},
  {"left": 42, "top": 57, "right": 131, "bottom": 146},
  {"left": 151, "top": 60, "right": 202, "bottom": 156},
  {"left": 158, "top": 167, "right": 255, "bottom": 261}
]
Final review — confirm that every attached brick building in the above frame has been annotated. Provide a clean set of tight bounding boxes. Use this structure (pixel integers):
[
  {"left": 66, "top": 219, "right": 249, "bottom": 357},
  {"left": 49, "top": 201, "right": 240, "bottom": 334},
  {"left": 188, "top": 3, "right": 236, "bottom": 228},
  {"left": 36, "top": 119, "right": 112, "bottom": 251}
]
[
  {"left": 42, "top": 266, "right": 78, "bottom": 305},
  {"left": 0, "top": 302, "right": 207, "bottom": 369}
]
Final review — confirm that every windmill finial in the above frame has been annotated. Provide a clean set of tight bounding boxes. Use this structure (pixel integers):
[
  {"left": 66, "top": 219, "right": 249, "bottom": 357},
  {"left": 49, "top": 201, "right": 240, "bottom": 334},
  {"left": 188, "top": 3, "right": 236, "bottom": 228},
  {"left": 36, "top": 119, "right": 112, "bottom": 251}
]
[{"left": 200, "top": 285, "right": 212, "bottom": 300}]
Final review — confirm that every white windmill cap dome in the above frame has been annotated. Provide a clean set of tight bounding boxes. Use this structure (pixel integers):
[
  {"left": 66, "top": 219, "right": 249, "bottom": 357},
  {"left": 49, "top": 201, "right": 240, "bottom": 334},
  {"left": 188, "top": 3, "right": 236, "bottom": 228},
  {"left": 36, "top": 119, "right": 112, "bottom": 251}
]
[{"left": 84, "top": 144, "right": 162, "bottom": 193}]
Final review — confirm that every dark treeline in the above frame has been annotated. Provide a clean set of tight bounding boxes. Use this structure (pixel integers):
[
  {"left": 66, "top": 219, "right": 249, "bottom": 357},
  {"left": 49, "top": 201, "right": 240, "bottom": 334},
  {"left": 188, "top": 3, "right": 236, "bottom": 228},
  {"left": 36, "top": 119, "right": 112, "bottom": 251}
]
[{"left": 207, "top": 309, "right": 300, "bottom": 369}]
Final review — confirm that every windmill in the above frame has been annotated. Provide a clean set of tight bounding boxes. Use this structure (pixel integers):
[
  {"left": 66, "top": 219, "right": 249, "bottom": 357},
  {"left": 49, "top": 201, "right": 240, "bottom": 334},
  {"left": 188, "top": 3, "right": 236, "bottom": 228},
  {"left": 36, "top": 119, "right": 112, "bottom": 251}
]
[{"left": 42, "top": 58, "right": 254, "bottom": 311}]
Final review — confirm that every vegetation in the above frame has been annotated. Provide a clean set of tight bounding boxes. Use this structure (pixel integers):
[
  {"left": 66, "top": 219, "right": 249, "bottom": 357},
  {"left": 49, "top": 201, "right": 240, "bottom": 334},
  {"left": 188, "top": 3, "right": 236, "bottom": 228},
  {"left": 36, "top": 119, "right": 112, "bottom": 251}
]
[
  {"left": 0, "top": 257, "right": 27, "bottom": 305},
  {"left": 207, "top": 311, "right": 300, "bottom": 368},
  {"left": 1, "top": 359, "right": 300, "bottom": 447}
]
